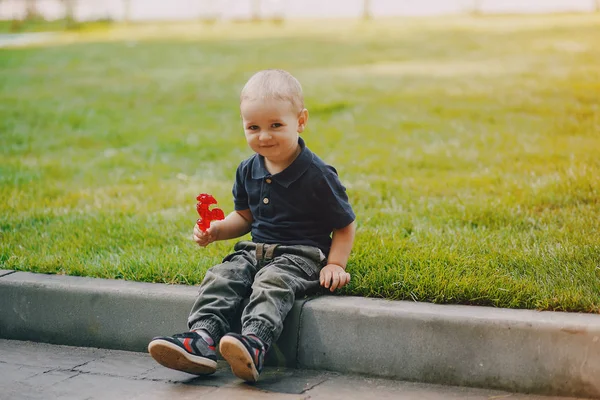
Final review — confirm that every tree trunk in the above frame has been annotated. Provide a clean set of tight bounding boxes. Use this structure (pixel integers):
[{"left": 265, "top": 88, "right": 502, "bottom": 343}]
[
  {"left": 25, "top": 0, "right": 39, "bottom": 20},
  {"left": 362, "top": 0, "right": 372, "bottom": 20},
  {"left": 62, "top": 0, "right": 77, "bottom": 29},
  {"left": 199, "top": 0, "right": 219, "bottom": 23},
  {"left": 270, "top": 0, "right": 285, "bottom": 24},
  {"left": 470, "top": 0, "right": 484, "bottom": 15},
  {"left": 251, "top": 0, "right": 261, "bottom": 21},
  {"left": 123, "top": 0, "right": 131, "bottom": 24}
]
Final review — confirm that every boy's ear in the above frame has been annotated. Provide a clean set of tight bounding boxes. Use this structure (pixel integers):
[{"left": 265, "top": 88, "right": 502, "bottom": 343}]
[{"left": 298, "top": 108, "right": 309, "bottom": 133}]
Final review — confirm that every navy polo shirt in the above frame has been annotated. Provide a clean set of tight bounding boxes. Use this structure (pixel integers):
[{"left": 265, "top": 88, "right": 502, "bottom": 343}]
[{"left": 232, "top": 137, "right": 355, "bottom": 256}]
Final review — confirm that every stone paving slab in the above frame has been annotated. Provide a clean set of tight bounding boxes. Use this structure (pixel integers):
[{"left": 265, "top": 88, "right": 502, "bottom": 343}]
[
  {"left": 0, "top": 339, "right": 107, "bottom": 369},
  {"left": 0, "top": 363, "right": 51, "bottom": 387},
  {"left": 74, "top": 351, "right": 158, "bottom": 379},
  {"left": 0, "top": 339, "right": 582, "bottom": 400}
]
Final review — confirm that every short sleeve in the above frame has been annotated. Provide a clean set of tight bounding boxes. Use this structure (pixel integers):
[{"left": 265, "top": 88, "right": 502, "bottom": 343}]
[
  {"left": 317, "top": 166, "right": 356, "bottom": 230},
  {"left": 232, "top": 163, "right": 249, "bottom": 211}
]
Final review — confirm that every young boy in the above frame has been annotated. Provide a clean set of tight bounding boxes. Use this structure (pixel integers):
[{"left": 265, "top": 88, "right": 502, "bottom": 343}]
[{"left": 148, "top": 69, "right": 356, "bottom": 383}]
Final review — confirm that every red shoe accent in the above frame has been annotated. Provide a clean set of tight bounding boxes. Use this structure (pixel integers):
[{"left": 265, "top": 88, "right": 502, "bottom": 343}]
[{"left": 183, "top": 337, "right": 193, "bottom": 353}]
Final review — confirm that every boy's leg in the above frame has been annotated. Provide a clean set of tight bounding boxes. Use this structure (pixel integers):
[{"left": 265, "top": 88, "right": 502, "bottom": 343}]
[
  {"left": 149, "top": 243, "right": 258, "bottom": 375},
  {"left": 187, "top": 245, "right": 258, "bottom": 342},
  {"left": 220, "top": 245, "right": 322, "bottom": 382}
]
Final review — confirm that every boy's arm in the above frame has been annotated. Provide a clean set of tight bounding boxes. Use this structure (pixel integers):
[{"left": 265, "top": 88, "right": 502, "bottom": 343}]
[
  {"left": 320, "top": 221, "right": 356, "bottom": 292},
  {"left": 193, "top": 209, "right": 253, "bottom": 247}
]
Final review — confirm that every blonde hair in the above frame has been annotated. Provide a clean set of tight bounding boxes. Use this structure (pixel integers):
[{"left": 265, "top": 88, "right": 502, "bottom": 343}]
[{"left": 240, "top": 69, "right": 304, "bottom": 111}]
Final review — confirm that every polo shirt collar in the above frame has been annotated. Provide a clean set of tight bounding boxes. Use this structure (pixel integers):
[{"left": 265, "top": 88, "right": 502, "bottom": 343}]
[{"left": 250, "top": 137, "right": 313, "bottom": 188}]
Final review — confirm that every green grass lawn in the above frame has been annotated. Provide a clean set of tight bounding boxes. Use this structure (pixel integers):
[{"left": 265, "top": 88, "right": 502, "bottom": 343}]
[{"left": 1, "top": 14, "right": 599, "bottom": 312}]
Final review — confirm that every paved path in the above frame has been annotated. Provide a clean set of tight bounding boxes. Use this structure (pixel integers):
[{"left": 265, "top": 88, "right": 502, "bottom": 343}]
[
  {"left": 0, "top": 339, "right": 581, "bottom": 400},
  {"left": 0, "top": 33, "right": 57, "bottom": 48}
]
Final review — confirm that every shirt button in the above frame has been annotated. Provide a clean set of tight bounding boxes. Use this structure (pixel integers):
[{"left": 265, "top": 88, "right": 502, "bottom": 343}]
[
  {"left": 263, "top": 197, "right": 269, "bottom": 204},
  {"left": 266, "top": 178, "right": 272, "bottom": 184}
]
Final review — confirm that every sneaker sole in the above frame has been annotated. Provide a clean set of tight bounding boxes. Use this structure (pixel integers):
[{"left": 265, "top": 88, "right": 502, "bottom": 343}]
[
  {"left": 148, "top": 339, "right": 217, "bottom": 375},
  {"left": 219, "top": 336, "right": 259, "bottom": 382}
]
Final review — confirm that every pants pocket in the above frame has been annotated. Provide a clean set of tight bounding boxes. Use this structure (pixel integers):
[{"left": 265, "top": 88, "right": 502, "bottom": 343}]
[{"left": 279, "top": 254, "right": 320, "bottom": 279}]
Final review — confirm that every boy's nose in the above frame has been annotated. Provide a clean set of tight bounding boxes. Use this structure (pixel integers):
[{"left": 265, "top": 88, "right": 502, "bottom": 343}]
[{"left": 259, "top": 131, "right": 272, "bottom": 140}]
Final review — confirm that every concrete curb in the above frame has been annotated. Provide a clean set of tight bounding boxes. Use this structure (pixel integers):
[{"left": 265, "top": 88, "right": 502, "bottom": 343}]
[
  {"left": 0, "top": 271, "right": 302, "bottom": 368},
  {"left": 1, "top": 271, "right": 599, "bottom": 398}
]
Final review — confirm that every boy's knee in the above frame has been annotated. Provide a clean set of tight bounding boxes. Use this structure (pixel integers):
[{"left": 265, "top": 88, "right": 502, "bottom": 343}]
[
  {"left": 254, "top": 266, "right": 293, "bottom": 290},
  {"left": 208, "top": 263, "right": 238, "bottom": 278},
  {"left": 208, "top": 257, "right": 251, "bottom": 281}
]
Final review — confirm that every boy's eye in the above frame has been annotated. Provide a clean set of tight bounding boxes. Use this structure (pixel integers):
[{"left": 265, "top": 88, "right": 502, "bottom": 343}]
[
  {"left": 247, "top": 125, "right": 259, "bottom": 131},
  {"left": 271, "top": 123, "right": 283, "bottom": 128}
]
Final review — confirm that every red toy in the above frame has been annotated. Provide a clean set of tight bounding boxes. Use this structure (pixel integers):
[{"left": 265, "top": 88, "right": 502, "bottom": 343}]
[{"left": 196, "top": 193, "right": 225, "bottom": 232}]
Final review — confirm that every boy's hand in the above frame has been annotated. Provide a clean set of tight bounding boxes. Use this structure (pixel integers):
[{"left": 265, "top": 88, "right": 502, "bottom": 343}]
[
  {"left": 320, "top": 264, "right": 351, "bottom": 292},
  {"left": 193, "top": 222, "right": 220, "bottom": 247}
]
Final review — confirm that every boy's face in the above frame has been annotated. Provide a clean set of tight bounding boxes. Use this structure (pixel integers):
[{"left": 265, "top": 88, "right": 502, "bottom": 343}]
[{"left": 241, "top": 98, "right": 308, "bottom": 165}]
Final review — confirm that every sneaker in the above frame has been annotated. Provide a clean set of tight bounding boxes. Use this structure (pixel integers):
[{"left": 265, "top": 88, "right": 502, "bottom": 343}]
[
  {"left": 219, "top": 333, "right": 266, "bottom": 382},
  {"left": 148, "top": 331, "right": 217, "bottom": 375}
]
